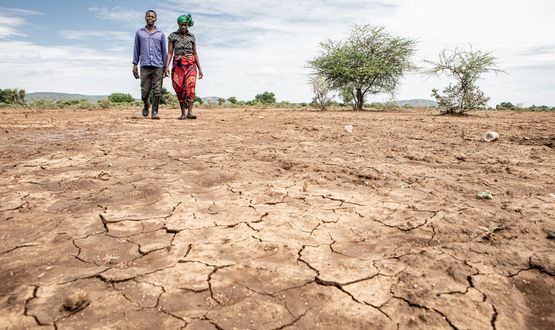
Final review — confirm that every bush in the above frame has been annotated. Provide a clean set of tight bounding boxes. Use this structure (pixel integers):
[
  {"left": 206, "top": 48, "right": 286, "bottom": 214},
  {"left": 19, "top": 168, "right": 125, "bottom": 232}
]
[
  {"left": 98, "top": 99, "right": 111, "bottom": 109},
  {"left": 0, "top": 88, "right": 26, "bottom": 105},
  {"left": 496, "top": 102, "right": 515, "bottom": 110},
  {"left": 108, "top": 93, "right": 134, "bottom": 103},
  {"left": 75, "top": 100, "right": 97, "bottom": 109},
  {"left": 426, "top": 47, "right": 503, "bottom": 114},
  {"left": 254, "top": 91, "right": 276, "bottom": 105}
]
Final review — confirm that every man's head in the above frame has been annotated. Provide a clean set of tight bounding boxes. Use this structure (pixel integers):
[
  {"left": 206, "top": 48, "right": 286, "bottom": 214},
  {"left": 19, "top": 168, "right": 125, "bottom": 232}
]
[{"left": 145, "top": 10, "right": 157, "bottom": 26}]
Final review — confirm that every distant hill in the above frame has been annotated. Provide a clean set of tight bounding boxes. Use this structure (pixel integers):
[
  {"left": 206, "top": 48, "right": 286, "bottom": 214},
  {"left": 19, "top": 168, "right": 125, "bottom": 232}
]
[
  {"left": 26, "top": 92, "right": 108, "bottom": 102},
  {"left": 394, "top": 99, "right": 437, "bottom": 107}
]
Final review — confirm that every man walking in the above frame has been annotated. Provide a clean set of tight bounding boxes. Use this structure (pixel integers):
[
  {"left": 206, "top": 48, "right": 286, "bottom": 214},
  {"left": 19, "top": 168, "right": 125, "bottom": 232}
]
[{"left": 133, "top": 10, "right": 166, "bottom": 119}]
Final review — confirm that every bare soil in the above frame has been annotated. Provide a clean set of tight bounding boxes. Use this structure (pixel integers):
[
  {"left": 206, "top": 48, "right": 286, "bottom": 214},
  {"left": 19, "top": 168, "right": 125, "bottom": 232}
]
[{"left": 1, "top": 107, "right": 554, "bottom": 329}]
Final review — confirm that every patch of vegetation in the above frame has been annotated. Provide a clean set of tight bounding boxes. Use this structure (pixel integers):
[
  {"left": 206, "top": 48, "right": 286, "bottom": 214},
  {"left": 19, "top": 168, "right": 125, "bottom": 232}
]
[
  {"left": 108, "top": 93, "right": 134, "bottom": 103},
  {"left": 310, "top": 75, "right": 333, "bottom": 111},
  {"left": 0, "top": 88, "right": 26, "bottom": 106},
  {"left": 426, "top": 47, "right": 504, "bottom": 114},
  {"left": 254, "top": 91, "right": 276, "bottom": 105},
  {"left": 308, "top": 25, "right": 416, "bottom": 111}
]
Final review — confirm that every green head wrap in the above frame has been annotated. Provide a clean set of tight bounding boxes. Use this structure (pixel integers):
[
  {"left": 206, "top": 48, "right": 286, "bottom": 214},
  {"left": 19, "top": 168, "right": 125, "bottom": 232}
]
[{"left": 177, "top": 14, "right": 194, "bottom": 27}]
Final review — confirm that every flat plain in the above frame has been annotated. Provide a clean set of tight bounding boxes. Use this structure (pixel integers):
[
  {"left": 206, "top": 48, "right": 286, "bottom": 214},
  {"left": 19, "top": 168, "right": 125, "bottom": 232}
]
[{"left": 1, "top": 107, "right": 554, "bottom": 329}]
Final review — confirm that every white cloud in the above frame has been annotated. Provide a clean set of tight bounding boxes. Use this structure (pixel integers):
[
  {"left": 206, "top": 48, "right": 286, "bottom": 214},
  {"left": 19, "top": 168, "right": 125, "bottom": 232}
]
[
  {"left": 151, "top": 0, "right": 555, "bottom": 105},
  {"left": 0, "top": 7, "right": 42, "bottom": 16},
  {"left": 88, "top": 6, "right": 144, "bottom": 26},
  {"left": 0, "top": 16, "right": 26, "bottom": 38},
  {"left": 0, "top": 7, "right": 42, "bottom": 38},
  {"left": 1, "top": 1, "right": 554, "bottom": 106},
  {"left": 60, "top": 30, "right": 132, "bottom": 41},
  {"left": 0, "top": 40, "right": 137, "bottom": 96}
]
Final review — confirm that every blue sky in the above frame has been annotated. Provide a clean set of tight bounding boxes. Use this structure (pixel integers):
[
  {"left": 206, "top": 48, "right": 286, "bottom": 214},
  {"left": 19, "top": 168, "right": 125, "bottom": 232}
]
[{"left": 0, "top": 0, "right": 554, "bottom": 106}]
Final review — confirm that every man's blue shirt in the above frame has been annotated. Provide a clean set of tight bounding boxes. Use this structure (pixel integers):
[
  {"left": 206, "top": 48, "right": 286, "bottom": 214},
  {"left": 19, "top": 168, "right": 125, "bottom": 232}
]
[{"left": 133, "top": 26, "right": 167, "bottom": 68}]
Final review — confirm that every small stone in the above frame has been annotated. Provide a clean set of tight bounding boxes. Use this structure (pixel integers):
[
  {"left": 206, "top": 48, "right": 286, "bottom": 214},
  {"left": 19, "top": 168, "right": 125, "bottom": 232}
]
[
  {"left": 62, "top": 290, "right": 90, "bottom": 313},
  {"left": 106, "top": 255, "right": 120, "bottom": 265},
  {"left": 483, "top": 131, "right": 499, "bottom": 142},
  {"left": 477, "top": 191, "right": 494, "bottom": 200}
]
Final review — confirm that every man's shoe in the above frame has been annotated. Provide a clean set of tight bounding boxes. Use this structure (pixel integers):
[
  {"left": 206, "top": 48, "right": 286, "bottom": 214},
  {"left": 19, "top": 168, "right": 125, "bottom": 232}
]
[
  {"left": 142, "top": 99, "right": 150, "bottom": 117},
  {"left": 151, "top": 96, "right": 160, "bottom": 120}
]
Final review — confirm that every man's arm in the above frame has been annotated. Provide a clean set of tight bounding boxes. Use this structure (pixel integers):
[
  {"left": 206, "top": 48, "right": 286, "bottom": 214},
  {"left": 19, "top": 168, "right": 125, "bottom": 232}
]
[
  {"left": 161, "top": 32, "right": 167, "bottom": 70},
  {"left": 132, "top": 30, "right": 140, "bottom": 78}
]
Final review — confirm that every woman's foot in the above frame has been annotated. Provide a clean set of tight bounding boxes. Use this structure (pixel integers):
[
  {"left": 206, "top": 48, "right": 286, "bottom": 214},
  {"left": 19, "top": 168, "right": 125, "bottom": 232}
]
[
  {"left": 178, "top": 114, "right": 187, "bottom": 120},
  {"left": 186, "top": 114, "right": 197, "bottom": 119}
]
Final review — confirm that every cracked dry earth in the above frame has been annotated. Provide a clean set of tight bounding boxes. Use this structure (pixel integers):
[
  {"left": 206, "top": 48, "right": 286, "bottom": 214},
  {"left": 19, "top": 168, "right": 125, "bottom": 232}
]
[{"left": 0, "top": 107, "right": 554, "bottom": 330}]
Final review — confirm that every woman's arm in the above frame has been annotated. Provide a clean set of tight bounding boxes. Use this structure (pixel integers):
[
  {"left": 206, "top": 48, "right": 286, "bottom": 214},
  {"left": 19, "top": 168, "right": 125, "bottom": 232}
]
[
  {"left": 164, "top": 40, "right": 174, "bottom": 77},
  {"left": 193, "top": 42, "right": 203, "bottom": 79}
]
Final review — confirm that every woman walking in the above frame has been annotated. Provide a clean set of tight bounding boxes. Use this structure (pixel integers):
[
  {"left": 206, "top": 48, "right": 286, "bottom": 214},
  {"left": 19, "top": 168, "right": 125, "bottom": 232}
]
[{"left": 165, "top": 14, "right": 203, "bottom": 120}]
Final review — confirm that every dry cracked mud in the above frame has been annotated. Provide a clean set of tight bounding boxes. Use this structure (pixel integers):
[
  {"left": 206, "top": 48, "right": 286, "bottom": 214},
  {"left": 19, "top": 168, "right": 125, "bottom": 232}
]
[{"left": 1, "top": 107, "right": 554, "bottom": 329}]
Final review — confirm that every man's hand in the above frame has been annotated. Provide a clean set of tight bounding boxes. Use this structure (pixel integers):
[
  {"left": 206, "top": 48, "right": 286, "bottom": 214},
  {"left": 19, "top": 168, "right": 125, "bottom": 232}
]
[
  {"left": 198, "top": 70, "right": 204, "bottom": 79},
  {"left": 132, "top": 64, "right": 139, "bottom": 79},
  {"left": 164, "top": 69, "right": 170, "bottom": 78}
]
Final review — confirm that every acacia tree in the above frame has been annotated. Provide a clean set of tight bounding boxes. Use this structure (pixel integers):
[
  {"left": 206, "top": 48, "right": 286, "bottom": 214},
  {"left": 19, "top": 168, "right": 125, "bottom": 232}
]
[
  {"left": 308, "top": 25, "right": 416, "bottom": 111},
  {"left": 310, "top": 75, "right": 333, "bottom": 110},
  {"left": 254, "top": 91, "right": 276, "bottom": 104},
  {"left": 426, "top": 47, "right": 504, "bottom": 114}
]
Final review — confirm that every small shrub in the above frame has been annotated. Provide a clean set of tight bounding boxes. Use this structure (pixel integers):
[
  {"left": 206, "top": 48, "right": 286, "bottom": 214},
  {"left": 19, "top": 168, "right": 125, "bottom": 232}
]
[
  {"left": 108, "top": 93, "right": 134, "bottom": 103},
  {"left": 98, "top": 99, "right": 111, "bottom": 109}
]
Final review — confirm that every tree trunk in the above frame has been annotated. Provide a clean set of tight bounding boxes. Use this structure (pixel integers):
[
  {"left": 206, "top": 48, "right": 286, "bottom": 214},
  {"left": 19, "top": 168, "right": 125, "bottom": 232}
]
[{"left": 355, "top": 88, "right": 363, "bottom": 111}]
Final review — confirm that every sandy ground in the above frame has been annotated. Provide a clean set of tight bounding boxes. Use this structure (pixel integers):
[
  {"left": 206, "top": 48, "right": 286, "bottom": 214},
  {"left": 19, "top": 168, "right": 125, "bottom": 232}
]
[{"left": 0, "top": 107, "right": 554, "bottom": 330}]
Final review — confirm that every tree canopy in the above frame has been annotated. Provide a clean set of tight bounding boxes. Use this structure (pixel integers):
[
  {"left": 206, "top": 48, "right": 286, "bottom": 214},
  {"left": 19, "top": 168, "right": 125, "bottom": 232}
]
[
  {"left": 108, "top": 93, "right": 134, "bottom": 103},
  {"left": 308, "top": 25, "right": 416, "bottom": 110},
  {"left": 0, "top": 88, "right": 26, "bottom": 105},
  {"left": 254, "top": 91, "right": 276, "bottom": 104},
  {"left": 426, "top": 47, "right": 504, "bottom": 113}
]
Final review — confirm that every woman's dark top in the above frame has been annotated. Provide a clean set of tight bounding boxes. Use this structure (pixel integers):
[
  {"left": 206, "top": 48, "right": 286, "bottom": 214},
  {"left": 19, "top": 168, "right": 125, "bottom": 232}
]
[{"left": 168, "top": 31, "right": 195, "bottom": 55}]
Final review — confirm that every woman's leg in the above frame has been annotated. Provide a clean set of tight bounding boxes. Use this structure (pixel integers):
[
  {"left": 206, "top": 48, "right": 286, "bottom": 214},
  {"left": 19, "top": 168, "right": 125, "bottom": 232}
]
[
  {"left": 172, "top": 63, "right": 188, "bottom": 119},
  {"left": 186, "top": 99, "right": 196, "bottom": 119},
  {"left": 178, "top": 101, "right": 187, "bottom": 119},
  {"left": 184, "top": 66, "right": 198, "bottom": 119}
]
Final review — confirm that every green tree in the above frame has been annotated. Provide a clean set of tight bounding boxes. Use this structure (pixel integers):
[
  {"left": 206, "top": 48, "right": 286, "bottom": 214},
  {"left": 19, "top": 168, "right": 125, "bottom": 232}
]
[
  {"left": 254, "top": 91, "right": 276, "bottom": 104},
  {"left": 0, "top": 88, "right": 26, "bottom": 104},
  {"left": 426, "top": 47, "right": 504, "bottom": 114},
  {"left": 217, "top": 98, "right": 226, "bottom": 106},
  {"left": 227, "top": 97, "right": 237, "bottom": 104},
  {"left": 108, "top": 93, "right": 134, "bottom": 103},
  {"left": 496, "top": 102, "right": 515, "bottom": 110},
  {"left": 194, "top": 96, "right": 203, "bottom": 104},
  {"left": 308, "top": 25, "right": 416, "bottom": 111},
  {"left": 339, "top": 87, "right": 354, "bottom": 109}
]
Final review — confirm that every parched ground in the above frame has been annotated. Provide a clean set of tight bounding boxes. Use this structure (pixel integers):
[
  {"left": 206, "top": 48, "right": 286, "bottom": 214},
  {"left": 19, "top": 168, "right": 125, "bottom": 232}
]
[{"left": 0, "top": 107, "right": 554, "bottom": 330}]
